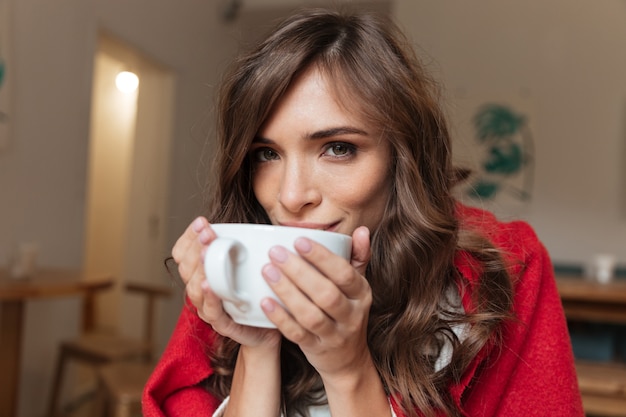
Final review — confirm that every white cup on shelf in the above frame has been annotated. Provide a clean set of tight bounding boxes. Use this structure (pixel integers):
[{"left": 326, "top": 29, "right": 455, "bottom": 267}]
[
  {"left": 588, "top": 254, "right": 616, "bottom": 284},
  {"left": 9, "top": 242, "right": 39, "bottom": 279}
]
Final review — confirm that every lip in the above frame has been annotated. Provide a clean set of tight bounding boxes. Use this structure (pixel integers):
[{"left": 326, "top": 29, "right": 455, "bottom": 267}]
[{"left": 279, "top": 221, "right": 339, "bottom": 232}]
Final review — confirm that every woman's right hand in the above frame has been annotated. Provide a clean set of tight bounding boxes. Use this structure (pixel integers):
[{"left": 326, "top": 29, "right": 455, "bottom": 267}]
[
  {"left": 172, "top": 216, "right": 281, "bottom": 348},
  {"left": 174, "top": 217, "right": 283, "bottom": 417}
]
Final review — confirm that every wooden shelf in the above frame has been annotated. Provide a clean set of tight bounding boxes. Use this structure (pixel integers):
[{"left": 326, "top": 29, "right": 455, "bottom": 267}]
[
  {"left": 556, "top": 276, "right": 626, "bottom": 417},
  {"left": 557, "top": 276, "right": 626, "bottom": 324},
  {"left": 576, "top": 361, "right": 626, "bottom": 397},
  {"left": 576, "top": 361, "right": 626, "bottom": 417},
  {"left": 582, "top": 396, "right": 626, "bottom": 417}
]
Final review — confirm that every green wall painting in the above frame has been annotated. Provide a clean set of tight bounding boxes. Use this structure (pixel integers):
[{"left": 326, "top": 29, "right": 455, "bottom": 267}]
[{"left": 466, "top": 103, "right": 534, "bottom": 202}]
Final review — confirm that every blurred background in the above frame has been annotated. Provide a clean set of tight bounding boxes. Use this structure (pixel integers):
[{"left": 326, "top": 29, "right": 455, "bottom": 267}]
[{"left": 0, "top": 0, "right": 625, "bottom": 416}]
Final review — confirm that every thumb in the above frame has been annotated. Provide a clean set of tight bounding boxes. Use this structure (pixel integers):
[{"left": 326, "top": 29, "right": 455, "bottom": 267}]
[{"left": 350, "top": 226, "right": 371, "bottom": 276}]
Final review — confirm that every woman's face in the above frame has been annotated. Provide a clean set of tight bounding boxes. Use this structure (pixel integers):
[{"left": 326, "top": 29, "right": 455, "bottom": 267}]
[{"left": 250, "top": 67, "right": 392, "bottom": 236}]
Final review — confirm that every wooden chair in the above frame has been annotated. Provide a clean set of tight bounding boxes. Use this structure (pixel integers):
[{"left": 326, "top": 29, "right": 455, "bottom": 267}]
[
  {"left": 47, "top": 281, "right": 173, "bottom": 417},
  {"left": 96, "top": 361, "right": 156, "bottom": 417}
]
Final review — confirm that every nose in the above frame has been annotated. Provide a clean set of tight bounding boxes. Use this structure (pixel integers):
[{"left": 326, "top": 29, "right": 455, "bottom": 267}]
[{"left": 277, "top": 158, "right": 321, "bottom": 213}]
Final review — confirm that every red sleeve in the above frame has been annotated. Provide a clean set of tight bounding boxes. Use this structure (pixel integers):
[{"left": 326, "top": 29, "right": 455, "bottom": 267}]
[
  {"left": 393, "top": 209, "right": 584, "bottom": 417},
  {"left": 456, "top": 215, "right": 584, "bottom": 416},
  {"left": 142, "top": 301, "right": 221, "bottom": 417}
]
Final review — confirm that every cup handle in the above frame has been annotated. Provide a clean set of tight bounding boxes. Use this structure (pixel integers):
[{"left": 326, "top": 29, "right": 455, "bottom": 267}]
[{"left": 203, "top": 238, "right": 247, "bottom": 305}]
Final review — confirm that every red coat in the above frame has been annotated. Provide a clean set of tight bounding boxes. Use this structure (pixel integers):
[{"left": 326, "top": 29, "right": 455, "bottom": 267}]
[{"left": 143, "top": 206, "right": 583, "bottom": 416}]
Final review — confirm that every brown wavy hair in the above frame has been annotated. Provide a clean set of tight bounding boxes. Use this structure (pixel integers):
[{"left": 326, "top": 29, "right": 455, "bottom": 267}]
[{"left": 200, "top": 8, "right": 513, "bottom": 417}]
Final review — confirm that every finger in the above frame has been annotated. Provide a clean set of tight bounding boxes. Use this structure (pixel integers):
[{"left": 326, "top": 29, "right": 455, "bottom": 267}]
[
  {"left": 195, "top": 279, "right": 235, "bottom": 329},
  {"left": 194, "top": 280, "right": 259, "bottom": 343},
  {"left": 172, "top": 216, "right": 208, "bottom": 263},
  {"left": 350, "top": 226, "right": 371, "bottom": 276},
  {"left": 266, "top": 247, "right": 358, "bottom": 330},
  {"left": 172, "top": 218, "right": 207, "bottom": 280},
  {"left": 177, "top": 221, "right": 218, "bottom": 284},
  {"left": 177, "top": 242, "right": 202, "bottom": 284},
  {"left": 292, "top": 238, "right": 368, "bottom": 300},
  {"left": 263, "top": 259, "right": 337, "bottom": 329},
  {"left": 260, "top": 296, "right": 308, "bottom": 338},
  {"left": 185, "top": 258, "right": 212, "bottom": 306},
  {"left": 184, "top": 226, "right": 221, "bottom": 299}
]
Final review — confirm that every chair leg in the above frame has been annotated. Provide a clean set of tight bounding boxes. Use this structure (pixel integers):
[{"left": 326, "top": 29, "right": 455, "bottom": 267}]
[
  {"left": 115, "top": 401, "right": 133, "bottom": 417},
  {"left": 47, "top": 347, "right": 69, "bottom": 417},
  {"left": 95, "top": 375, "right": 109, "bottom": 417}
]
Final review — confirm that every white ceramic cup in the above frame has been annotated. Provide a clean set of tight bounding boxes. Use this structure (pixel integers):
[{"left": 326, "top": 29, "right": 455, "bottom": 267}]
[
  {"left": 10, "top": 242, "right": 39, "bottom": 279},
  {"left": 591, "top": 254, "right": 616, "bottom": 284},
  {"left": 204, "top": 223, "right": 353, "bottom": 328}
]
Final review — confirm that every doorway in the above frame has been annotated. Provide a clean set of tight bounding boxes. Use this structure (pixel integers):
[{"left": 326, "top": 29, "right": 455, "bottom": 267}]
[{"left": 83, "top": 32, "right": 175, "bottom": 337}]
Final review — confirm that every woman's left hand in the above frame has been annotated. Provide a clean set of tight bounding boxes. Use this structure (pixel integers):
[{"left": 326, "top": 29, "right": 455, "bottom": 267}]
[{"left": 260, "top": 225, "right": 373, "bottom": 379}]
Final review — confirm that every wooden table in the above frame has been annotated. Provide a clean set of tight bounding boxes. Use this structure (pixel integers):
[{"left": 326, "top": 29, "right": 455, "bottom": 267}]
[
  {"left": 556, "top": 275, "right": 626, "bottom": 417},
  {"left": 0, "top": 268, "right": 113, "bottom": 417}
]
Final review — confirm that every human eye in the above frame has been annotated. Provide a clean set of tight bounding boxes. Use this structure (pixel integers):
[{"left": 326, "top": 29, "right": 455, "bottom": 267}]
[
  {"left": 322, "top": 142, "right": 356, "bottom": 158},
  {"left": 251, "top": 147, "right": 280, "bottom": 162}
]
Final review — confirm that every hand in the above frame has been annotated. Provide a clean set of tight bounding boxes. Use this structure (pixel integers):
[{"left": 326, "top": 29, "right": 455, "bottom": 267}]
[
  {"left": 172, "top": 216, "right": 281, "bottom": 348},
  {"left": 260, "top": 226, "right": 374, "bottom": 379}
]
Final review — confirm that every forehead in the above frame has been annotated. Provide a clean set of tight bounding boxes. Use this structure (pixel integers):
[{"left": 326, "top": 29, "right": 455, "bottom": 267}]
[{"left": 259, "top": 66, "right": 372, "bottom": 136}]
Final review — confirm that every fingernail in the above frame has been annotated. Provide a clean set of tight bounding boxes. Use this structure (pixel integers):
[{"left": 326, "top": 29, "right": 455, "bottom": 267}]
[
  {"left": 261, "top": 298, "right": 275, "bottom": 312},
  {"left": 198, "top": 229, "right": 212, "bottom": 244},
  {"left": 263, "top": 264, "right": 281, "bottom": 283},
  {"left": 294, "top": 237, "right": 312, "bottom": 253},
  {"left": 192, "top": 217, "right": 204, "bottom": 233},
  {"left": 269, "top": 246, "right": 288, "bottom": 263}
]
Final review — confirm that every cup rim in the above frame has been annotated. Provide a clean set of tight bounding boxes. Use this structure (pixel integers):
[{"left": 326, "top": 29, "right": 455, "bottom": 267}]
[{"left": 210, "top": 223, "right": 352, "bottom": 239}]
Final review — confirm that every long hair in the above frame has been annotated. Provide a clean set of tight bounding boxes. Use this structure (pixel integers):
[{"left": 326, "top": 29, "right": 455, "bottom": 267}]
[{"left": 202, "top": 9, "right": 513, "bottom": 417}]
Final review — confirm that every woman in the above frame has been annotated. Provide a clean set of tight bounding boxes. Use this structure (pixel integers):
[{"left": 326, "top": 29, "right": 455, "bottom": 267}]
[{"left": 143, "top": 8, "right": 582, "bottom": 417}]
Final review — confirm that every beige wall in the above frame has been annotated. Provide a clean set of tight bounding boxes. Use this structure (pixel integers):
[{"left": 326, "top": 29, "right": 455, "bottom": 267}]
[{"left": 394, "top": 0, "right": 626, "bottom": 265}]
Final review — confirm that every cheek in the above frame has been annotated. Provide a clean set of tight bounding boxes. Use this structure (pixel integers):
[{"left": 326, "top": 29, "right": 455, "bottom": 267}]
[
  {"left": 251, "top": 169, "right": 276, "bottom": 209},
  {"left": 332, "top": 169, "right": 391, "bottom": 218}
]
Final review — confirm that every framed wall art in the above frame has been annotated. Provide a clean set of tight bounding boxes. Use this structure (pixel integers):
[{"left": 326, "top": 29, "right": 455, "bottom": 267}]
[{"left": 451, "top": 94, "right": 535, "bottom": 218}]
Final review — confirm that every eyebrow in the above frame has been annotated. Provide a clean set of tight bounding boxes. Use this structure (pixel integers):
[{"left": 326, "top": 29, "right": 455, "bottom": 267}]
[{"left": 254, "top": 126, "right": 368, "bottom": 143}]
